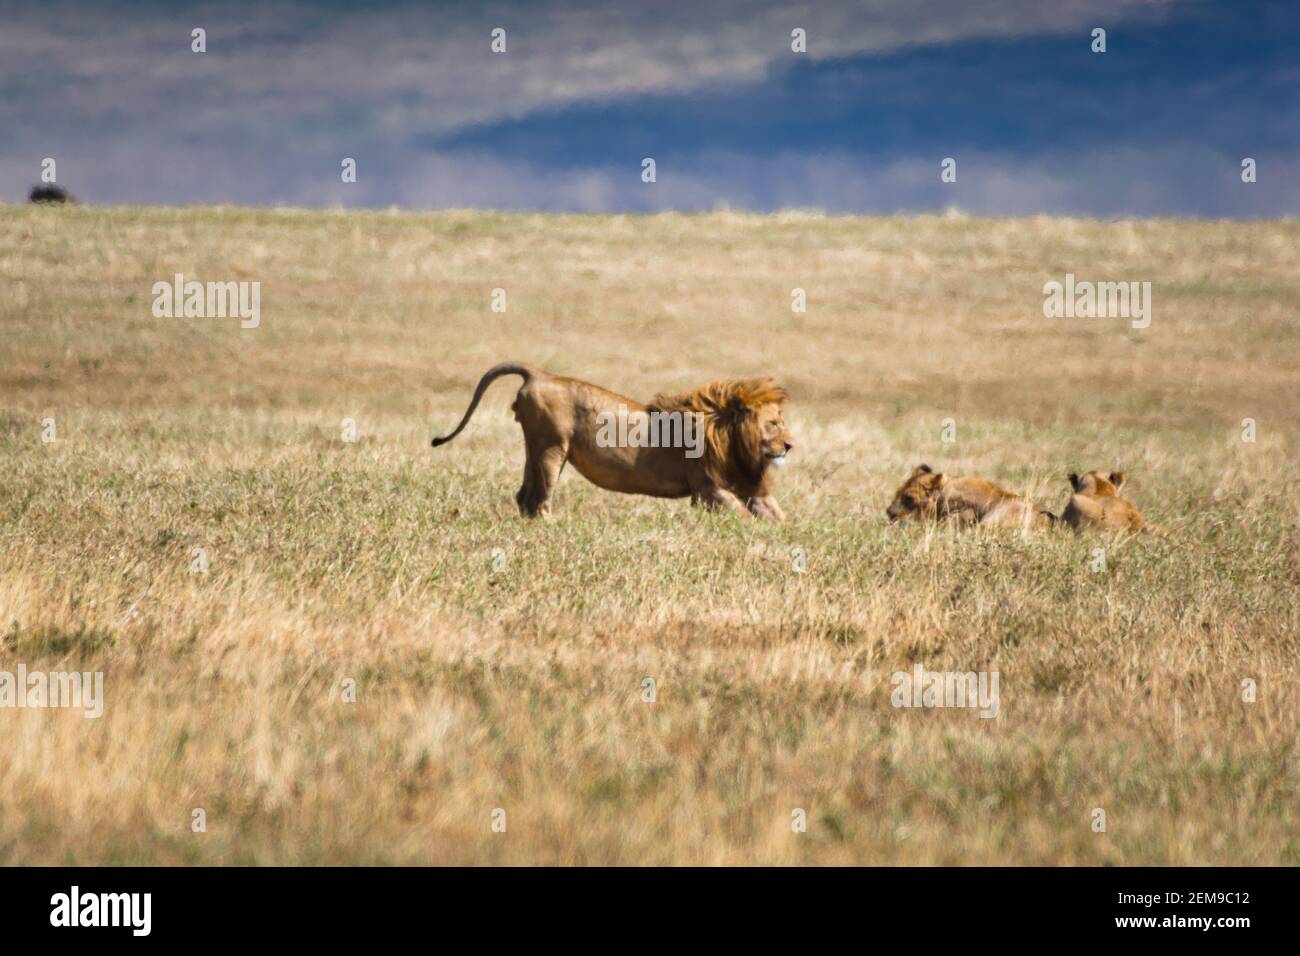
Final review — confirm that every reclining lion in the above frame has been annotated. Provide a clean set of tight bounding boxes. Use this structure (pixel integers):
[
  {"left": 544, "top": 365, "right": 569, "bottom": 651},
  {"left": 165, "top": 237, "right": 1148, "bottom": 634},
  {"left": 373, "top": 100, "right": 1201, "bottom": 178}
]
[
  {"left": 431, "top": 363, "right": 793, "bottom": 519},
  {"left": 885, "top": 464, "right": 1056, "bottom": 528},
  {"left": 1060, "top": 470, "right": 1145, "bottom": 531}
]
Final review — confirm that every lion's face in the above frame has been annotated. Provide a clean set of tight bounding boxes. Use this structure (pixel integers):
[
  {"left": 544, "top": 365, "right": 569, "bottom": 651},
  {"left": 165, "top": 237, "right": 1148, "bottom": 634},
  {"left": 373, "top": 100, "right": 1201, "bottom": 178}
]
[
  {"left": 653, "top": 377, "right": 790, "bottom": 495},
  {"left": 886, "top": 464, "right": 944, "bottom": 521},
  {"left": 1068, "top": 470, "right": 1124, "bottom": 497},
  {"left": 754, "top": 402, "right": 794, "bottom": 468}
]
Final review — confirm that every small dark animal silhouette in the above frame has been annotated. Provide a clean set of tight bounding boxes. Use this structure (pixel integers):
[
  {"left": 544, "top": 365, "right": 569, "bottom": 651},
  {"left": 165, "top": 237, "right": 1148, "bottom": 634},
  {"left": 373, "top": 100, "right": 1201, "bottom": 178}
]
[{"left": 29, "top": 185, "right": 75, "bottom": 204}]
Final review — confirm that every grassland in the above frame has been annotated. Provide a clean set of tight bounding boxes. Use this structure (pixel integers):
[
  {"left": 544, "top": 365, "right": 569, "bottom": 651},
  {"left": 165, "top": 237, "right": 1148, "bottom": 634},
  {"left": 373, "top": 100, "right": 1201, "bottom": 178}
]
[{"left": 0, "top": 204, "right": 1297, "bottom": 864}]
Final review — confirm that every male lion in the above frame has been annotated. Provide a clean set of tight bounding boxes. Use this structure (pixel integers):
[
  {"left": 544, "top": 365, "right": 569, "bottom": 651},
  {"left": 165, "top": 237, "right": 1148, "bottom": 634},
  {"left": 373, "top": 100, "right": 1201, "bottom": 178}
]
[
  {"left": 431, "top": 363, "right": 793, "bottom": 519},
  {"left": 1060, "top": 470, "right": 1144, "bottom": 531},
  {"left": 885, "top": 464, "right": 1056, "bottom": 528}
]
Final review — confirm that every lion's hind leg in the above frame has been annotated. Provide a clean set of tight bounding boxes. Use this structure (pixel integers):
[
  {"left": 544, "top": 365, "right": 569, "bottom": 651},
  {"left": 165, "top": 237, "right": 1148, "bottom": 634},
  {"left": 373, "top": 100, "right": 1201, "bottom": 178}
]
[{"left": 517, "top": 434, "right": 568, "bottom": 518}]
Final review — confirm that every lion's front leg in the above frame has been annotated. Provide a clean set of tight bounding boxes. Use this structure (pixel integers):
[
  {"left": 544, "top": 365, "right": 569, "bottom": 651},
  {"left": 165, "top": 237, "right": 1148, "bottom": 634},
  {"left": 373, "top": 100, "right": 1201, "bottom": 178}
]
[
  {"left": 691, "top": 485, "right": 753, "bottom": 517},
  {"left": 746, "top": 495, "right": 785, "bottom": 522}
]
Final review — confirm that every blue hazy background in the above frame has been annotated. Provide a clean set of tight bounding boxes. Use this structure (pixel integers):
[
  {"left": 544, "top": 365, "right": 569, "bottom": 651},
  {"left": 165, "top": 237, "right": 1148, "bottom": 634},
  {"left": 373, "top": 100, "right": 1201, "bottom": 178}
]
[{"left": 3, "top": 0, "right": 1296, "bottom": 215}]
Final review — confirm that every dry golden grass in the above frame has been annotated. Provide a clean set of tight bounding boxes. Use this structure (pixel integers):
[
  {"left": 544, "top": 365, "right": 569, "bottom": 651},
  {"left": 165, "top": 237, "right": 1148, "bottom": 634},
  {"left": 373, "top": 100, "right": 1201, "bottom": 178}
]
[{"left": 0, "top": 204, "right": 1297, "bottom": 864}]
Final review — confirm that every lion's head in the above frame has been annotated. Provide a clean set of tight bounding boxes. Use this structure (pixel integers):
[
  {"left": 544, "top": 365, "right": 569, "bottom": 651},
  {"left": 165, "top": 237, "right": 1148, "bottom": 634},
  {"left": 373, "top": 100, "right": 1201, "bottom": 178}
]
[
  {"left": 1062, "top": 468, "right": 1145, "bottom": 531},
  {"left": 650, "top": 378, "right": 791, "bottom": 494},
  {"left": 886, "top": 464, "right": 946, "bottom": 521},
  {"left": 1068, "top": 470, "right": 1125, "bottom": 497}
]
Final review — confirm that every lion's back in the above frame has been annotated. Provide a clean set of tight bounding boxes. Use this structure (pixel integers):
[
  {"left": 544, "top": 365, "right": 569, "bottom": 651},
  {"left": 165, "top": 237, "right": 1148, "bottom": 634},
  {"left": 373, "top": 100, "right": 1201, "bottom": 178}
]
[{"left": 1063, "top": 493, "right": 1143, "bottom": 530}]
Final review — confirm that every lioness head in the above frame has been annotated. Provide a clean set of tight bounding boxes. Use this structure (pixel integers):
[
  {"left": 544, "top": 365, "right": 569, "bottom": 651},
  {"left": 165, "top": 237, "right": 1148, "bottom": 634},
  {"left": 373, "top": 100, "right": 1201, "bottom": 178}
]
[
  {"left": 886, "top": 464, "right": 945, "bottom": 521},
  {"left": 1067, "top": 470, "right": 1125, "bottom": 497}
]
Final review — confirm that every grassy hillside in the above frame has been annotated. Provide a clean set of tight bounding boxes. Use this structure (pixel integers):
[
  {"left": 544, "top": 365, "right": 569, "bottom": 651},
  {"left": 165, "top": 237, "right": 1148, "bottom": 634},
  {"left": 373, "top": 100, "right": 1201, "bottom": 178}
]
[{"left": 0, "top": 204, "right": 1296, "bottom": 864}]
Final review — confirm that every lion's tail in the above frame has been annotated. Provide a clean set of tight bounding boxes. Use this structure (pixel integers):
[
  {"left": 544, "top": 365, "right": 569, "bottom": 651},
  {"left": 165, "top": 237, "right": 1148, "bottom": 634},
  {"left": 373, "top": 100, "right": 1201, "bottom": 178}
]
[{"left": 431, "top": 363, "right": 539, "bottom": 447}]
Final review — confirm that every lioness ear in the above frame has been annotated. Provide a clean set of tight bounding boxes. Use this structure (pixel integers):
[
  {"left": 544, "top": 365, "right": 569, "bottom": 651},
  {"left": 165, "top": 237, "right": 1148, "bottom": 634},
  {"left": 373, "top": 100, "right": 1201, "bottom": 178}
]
[
  {"left": 1109, "top": 471, "right": 1125, "bottom": 491},
  {"left": 1067, "top": 472, "right": 1080, "bottom": 489},
  {"left": 914, "top": 463, "right": 932, "bottom": 475}
]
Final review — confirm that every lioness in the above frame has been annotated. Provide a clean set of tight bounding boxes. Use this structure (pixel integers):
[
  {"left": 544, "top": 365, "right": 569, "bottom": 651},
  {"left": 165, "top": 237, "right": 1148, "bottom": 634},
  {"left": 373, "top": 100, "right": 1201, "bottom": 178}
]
[
  {"left": 431, "top": 363, "right": 793, "bottom": 519},
  {"left": 1060, "top": 470, "right": 1144, "bottom": 531},
  {"left": 885, "top": 464, "right": 1056, "bottom": 528}
]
